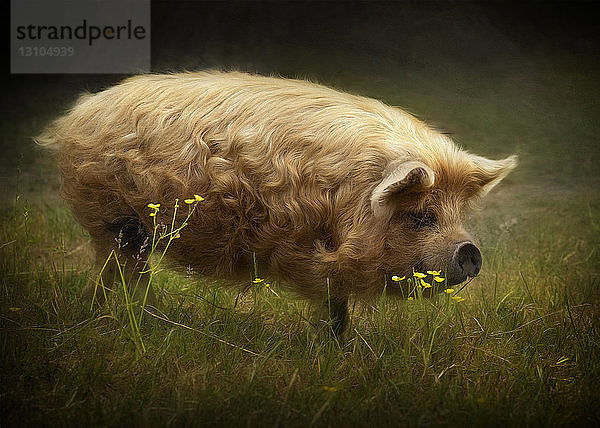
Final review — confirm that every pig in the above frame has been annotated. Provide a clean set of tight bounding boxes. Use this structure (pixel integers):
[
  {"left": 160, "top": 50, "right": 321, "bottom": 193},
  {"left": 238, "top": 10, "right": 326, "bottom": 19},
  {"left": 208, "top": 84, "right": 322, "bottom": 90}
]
[{"left": 38, "top": 71, "right": 517, "bottom": 335}]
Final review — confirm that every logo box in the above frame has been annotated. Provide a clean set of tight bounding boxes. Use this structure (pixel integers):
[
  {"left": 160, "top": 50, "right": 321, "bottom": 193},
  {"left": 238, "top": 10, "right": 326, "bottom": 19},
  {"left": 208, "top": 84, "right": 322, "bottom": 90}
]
[{"left": 11, "top": 0, "right": 150, "bottom": 74}]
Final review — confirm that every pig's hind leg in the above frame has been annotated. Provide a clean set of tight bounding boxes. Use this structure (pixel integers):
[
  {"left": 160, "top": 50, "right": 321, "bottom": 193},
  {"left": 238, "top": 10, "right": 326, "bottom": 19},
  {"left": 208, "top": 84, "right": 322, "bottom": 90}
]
[{"left": 82, "top": 216, "right": 155, "bottom": 306}]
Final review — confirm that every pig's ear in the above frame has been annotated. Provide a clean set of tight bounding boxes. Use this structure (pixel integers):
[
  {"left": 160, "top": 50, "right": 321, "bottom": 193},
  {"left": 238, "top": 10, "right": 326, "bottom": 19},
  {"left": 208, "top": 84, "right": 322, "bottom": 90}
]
[
  {"left": 470, "top": 154, "right": 518, "bottom": 196},
  {"left": 371, "top": 160, "right": 435, "bottom": 217}
]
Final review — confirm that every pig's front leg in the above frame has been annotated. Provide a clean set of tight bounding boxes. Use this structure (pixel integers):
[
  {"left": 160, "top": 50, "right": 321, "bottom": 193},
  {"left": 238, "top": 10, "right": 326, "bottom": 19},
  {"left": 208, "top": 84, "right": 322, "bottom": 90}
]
[{"left": 323, "top": 296, "right": 349, "bottom": 338}]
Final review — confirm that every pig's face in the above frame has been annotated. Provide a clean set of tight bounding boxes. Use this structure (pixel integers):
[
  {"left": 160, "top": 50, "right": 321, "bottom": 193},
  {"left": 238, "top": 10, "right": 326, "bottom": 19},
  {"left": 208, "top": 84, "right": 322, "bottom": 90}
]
[
  {"left": 382, "top": 189, "right": 481, "bottom": 285},
  {"left": 372, "top": 155, "right": 517, "bottom": 285}
]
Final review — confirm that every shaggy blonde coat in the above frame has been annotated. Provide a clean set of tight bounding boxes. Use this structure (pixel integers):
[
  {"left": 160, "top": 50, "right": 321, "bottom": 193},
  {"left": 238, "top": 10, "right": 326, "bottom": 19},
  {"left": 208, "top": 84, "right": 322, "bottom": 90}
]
[{"left": 39, "top": 71, "right": 516, "bottom": 300}]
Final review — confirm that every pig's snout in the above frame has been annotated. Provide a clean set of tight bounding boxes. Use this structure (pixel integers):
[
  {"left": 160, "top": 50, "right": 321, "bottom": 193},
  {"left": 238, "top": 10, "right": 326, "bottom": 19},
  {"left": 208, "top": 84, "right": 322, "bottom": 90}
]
[{"left": 452, "top": 242, "right": 482, "bottom": 281}]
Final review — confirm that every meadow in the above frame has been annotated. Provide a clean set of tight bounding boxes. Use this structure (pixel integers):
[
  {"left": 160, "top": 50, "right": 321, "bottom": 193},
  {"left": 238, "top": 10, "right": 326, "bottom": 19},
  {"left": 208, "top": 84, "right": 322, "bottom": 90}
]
[{"left": 2, "top": 4, "right": 600, "bottom": 426}]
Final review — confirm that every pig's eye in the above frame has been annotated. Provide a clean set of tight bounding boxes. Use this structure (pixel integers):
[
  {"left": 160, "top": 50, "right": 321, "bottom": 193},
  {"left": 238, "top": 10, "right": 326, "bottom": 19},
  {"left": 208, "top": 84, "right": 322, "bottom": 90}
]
[{"left": 407, "top": 211, "right": 437, "bottom": 229}]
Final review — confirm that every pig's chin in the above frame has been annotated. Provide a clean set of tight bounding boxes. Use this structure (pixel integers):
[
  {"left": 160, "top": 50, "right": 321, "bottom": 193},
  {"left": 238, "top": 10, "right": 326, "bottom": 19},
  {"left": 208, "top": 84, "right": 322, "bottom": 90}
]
[
  {"left": 445, "top": 272, "right": 469, "bottom": 286},
  {"left": 432, "top": 265, "right": 470, "bottom": 286}
]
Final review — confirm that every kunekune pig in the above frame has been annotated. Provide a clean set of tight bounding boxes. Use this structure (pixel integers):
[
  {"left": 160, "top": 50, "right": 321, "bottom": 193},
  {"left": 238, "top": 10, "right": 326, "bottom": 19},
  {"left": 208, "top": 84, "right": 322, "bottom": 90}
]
[{"left": 38, "top": 71, "right": 517, "bottom": 335}]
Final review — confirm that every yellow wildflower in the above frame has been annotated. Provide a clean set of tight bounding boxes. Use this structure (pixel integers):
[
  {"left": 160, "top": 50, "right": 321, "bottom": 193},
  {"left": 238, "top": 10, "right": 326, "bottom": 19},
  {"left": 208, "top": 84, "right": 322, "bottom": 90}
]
[
  {"left": 252, "top": 278, "right": 264, "bottom": 284},
  {"left": 452, "top": 295, "right": 466, "bottom": 303},
  {"left": 8, "top": 307, "right": 22, "bottom": 312},
  {"left": 433, "top": 276, "right": 446, "bottom": 283},
  {"left": 413, "top": 271, "right": 426, "bottom": 279},
  {"left": 444, "top": 288, "right": 454, "bottom": 294},
  {"left": 421, "top": 279, "right": 432, "bottom": 288},
  {"left": 148, "top": 202, "right": 160, "bottom": 217},
  {"left": 407, "top": 296, "right": 414, "bottom": 301},
  {"left": 427, "top": 270, "right": 441, "bottom": 276},
  {"left": 184, "top": 198, "right": 196, "bottom": 204},
  {"left": 194, "top": 194, "right": 205, "bottom": 202},
  {"left": 391, "top": 275, "right": 405, "bottom": 282}
]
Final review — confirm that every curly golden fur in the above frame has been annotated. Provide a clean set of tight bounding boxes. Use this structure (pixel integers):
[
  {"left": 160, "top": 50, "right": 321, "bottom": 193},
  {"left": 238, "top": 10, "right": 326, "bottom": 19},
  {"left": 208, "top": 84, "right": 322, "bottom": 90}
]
[{"left": 38, "top": 70, "right": 516, "bottom": 302}]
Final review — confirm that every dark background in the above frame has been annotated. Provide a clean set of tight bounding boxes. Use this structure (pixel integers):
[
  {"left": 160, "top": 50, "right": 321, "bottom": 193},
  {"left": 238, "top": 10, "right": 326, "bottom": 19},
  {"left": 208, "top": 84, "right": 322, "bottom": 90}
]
[{"left": 6, "top": 1, "right": 599, "bottom": 88}]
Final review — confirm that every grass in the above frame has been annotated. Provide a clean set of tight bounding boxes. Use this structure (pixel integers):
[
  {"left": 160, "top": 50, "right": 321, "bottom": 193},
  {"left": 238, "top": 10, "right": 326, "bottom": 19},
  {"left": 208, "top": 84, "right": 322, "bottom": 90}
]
[
  {"left": 2, "top": 6, "right": 600, "bottom": 424},
  {"left": 1, "top": 188, "right": 598, "bottom": 426}
]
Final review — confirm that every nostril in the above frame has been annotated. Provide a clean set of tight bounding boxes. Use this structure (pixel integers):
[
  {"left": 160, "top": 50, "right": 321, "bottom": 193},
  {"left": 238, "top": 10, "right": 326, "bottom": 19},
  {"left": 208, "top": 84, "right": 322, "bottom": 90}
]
[{"left": 455, "top": 242, "right": 482, "bottom": 277}]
